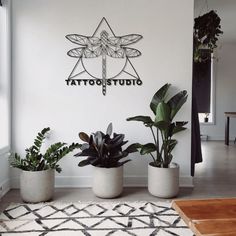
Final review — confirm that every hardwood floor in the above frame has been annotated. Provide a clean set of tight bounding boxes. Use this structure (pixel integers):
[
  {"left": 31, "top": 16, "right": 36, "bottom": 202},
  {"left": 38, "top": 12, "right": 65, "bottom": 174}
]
[{"left": 1, "top": 141, "right": 236, "bottom": 212}]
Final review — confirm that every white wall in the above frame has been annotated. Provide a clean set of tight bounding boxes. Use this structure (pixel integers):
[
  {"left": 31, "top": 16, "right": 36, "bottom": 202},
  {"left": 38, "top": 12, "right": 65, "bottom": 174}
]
[
  {"left": 11, "top": 0, "right": 194, "bottom": 188},
  {"left": 200, "top": 43, "right": 236, "bottom": 140}
]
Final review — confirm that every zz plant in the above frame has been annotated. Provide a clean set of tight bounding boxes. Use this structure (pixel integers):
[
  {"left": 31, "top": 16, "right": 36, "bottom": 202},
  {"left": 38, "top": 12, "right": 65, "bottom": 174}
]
[
  {"left": 10, "top": 127, "right": 80, "bottom": 173},
  {"left": 75, "top": 123, "right": 139, "bottom": 168},
  {"left": 127, "top": 83, "right": 188, "bottom": 168}
]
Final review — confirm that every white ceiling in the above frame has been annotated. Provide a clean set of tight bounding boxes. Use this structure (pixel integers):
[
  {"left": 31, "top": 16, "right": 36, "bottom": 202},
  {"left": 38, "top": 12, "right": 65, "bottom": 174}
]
[{"left": 194, "top": 0, "right": 236, "bottom": 43}]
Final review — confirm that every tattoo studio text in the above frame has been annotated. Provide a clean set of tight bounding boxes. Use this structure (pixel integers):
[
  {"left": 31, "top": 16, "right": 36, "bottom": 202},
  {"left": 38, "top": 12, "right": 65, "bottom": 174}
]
[{"left": 65, "top": 79, "right": 142, "bottom": 86}]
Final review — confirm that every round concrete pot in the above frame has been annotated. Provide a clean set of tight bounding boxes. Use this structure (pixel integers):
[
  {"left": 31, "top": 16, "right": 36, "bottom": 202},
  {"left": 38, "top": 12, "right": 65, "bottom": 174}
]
[
  {"left": 92, "top": 166, "right": 123, "bottom": 198},
  {"left": 148, "top": 162, "right": 179, "bottom": 198},
  {"left": 20, "top": 169, "right": 55, "bottom": 203}
]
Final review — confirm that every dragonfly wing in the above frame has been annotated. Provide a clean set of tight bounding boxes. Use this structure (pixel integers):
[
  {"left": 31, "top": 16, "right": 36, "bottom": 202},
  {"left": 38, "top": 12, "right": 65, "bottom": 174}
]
[
  {"left": 89, "top": 37, "right": 101, "bottom": 46},
  {"left": 119, "top": 34, "right": 143, "bottom": 46},
  {"left": 107, "top": 47, "right": 125, "bottom": 58},
  {"left": 125, "top": 47, "right": 142, "bottom": 58},
  {"left": 66, "top": 34, "right": 90, "bottom": 46},
  {"left": 107, "top": 37, "right": 120, "bottom": 46},
  {"left": 84, "top": 46, "right": 101, "bottom": 58},
  {"left": 67, "top": 47, "right": 84, "bottom": 58}
]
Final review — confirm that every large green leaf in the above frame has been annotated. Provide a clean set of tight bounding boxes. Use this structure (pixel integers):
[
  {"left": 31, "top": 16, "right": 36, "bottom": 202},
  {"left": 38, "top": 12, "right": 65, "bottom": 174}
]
[
  {"left": 78, "top": 159, "right": 91, "bottom": 167},
  {"left": 153, "top": 121, "right": 170, "bottom": 131},
  {"left": 124, "top": 143, "right": 142, "bottom": 153},
  {"left": 127, "top": 116, "right": 154, "bottom": 127},
  {"left": 167, "top": 90, "right": 188, "bottom": 120},
  {"left": 172, "top": 121, "right": 188, "bottom": 135},
  {"left": 150, "top": 83, "right": 171, "bottom": 114},
  {"left": 155, "top": 102, "right": 171, "bottom": 123},
  {"left": 106, "top": 123, "right": 113, "bottom": 136},
  {"left": 140, "top": 143, "right": 157, "bottom": 155},
  {"left": 79, "top": 132, "right": 90, "bottom": 143}
]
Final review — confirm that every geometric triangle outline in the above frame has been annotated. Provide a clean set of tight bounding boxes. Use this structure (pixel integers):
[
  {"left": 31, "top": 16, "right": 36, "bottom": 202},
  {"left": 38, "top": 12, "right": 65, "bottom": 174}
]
[
  {"left": 111, "top": 217, "right": 128, "bottom": 227},
  {"left": 68, "top": 58, "right": 86, "bottom": 79},
  {"left": 166, "top": 227, "right": 193, "bottom": 236},
  {"left": 99, "top": 209, "right": 122, "bottom": 217},
  {"left": 16, "top": 220, "right": 44, "bottom": 231},
  {"left": 77, "top": 217, "right": 105, "bottom": 228},
  {"left": 94, "top": 218, "right": 121, "bottom": 229},
  {"left": 48, "top": 211, "right": 68, "bottom": 219},
  {"left": 72, "top": 211, "right": 91, "bottom": 218},
  {"left": 123, "top": 58, "right": 140, "bottom": 79},
  {"left": 128, "top": 228, "right": 157, "bottom": 236},
  {"left": 157, "top": 215, "right": 179, "bottom": 225},
  {"left": 155, "top": 229, "right": 175, "bottom": 236},
  {"left": 41, "top": 219, "right": 66, "bottom": 229},
  {"left": 3, "top": 220, "right": 30, "bottom": 231},
  {"left": 86, "top": 229, "right": 112, "bottom": 236},
  {"left": 56, "top": 220, "right": 84, "bottom": 230},
  {"left": 130, "top": 218, "right": 149, "bottom": 228}
]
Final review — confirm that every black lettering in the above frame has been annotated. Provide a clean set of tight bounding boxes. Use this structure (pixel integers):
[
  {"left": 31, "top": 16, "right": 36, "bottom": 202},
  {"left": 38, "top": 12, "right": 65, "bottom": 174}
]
[
  {"left": 137, "top": 79, "right": 143, "bottom": 86},
  {"left": 76, "top": 79, "right": 81, "bottom": 85},
  {"left": 71, "top": 80, "right": 76, "bottom": 86},
  {"left": 96, "top": 79, "right": 102, "bottom": 85},
  {"left": 126, "top": 80, "right": 131, "bottom": 86},
  {"left": 107, "top": 79, "right": 111, "bottom": 86},
  {"left": 65, "top": 79, "right": 70, "bottom": 86},
  {"left": 89, "top": 80, "right": 95, "bottom": 85},
  {"left": 83, "top": 80, "right": 88, "bottom": 85},
  {"left": 119, "top": 79, "right": 125, "bottom": 86}
]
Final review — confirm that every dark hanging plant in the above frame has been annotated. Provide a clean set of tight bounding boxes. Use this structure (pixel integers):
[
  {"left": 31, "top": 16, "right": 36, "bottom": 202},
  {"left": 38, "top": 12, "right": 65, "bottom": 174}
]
[{"left": 193, "top": 10, "right": 223, "bottom": 63}]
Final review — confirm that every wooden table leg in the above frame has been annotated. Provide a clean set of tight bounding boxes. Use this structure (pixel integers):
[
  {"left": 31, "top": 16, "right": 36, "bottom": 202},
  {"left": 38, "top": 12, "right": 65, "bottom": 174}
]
[{"left": 225, "top": 116, "right": 230, "bottom": 145}]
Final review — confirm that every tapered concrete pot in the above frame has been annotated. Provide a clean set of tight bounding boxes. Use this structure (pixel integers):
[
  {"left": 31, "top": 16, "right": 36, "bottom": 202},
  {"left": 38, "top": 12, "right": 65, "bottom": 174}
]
[
  {"left": 148, "top": 162, "right": 179, "bottom": 198},
  {"left": 92, "top": 166, "right": 123, "bottom": 198},
  {"left": 20, "top": 169, "right": 55, "bottom": 203}
]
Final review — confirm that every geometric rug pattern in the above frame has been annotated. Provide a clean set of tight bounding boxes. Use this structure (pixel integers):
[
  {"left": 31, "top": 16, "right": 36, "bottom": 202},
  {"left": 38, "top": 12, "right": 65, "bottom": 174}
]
[{"left": 0, "top": 202, "right": 194, "bottom": 235}]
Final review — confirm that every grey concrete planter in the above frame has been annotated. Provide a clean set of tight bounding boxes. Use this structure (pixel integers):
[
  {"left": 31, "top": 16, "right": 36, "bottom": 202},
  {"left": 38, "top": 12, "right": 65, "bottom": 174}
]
[
  {"left": 148, "top": 162, "right": 179, "bottom": 198},
  {"left": 20, "top": 169, "right": 55, "bottom": 203},
  {"left": 92, "top": 166, "right": 123, "bottom": 198}
]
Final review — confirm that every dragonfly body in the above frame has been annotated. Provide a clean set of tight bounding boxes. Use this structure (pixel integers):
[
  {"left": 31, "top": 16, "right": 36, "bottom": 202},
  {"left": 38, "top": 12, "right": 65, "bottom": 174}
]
[{"left": 66, "top": 31, "right": 142, "bottom": 95}]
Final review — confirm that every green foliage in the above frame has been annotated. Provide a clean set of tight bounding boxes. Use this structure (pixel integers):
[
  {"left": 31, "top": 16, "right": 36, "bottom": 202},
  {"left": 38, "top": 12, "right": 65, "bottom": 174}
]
[
  {"left": 75, "top": 123, "right": 140, "bottom": 168},
  {"left": 127, "top": 83, "right": 188, "bottom": 168},
  {"left": 193, "top": 10, "right": 223, "bottom": 63},
  {"left": 10, "top": 127, "right": 80, "bottom": 173}
]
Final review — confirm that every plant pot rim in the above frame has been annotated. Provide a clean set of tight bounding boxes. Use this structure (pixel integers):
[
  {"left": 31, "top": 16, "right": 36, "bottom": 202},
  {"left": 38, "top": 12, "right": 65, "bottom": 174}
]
[
  {"left": 21, "top": 169, "right": 54, "bottom": 173},
  {"left": 149, "top": 162, "right": 179, "bottom": 169},
  {"left": 93, "top": 165, "right": 123, "bottom": 169}
]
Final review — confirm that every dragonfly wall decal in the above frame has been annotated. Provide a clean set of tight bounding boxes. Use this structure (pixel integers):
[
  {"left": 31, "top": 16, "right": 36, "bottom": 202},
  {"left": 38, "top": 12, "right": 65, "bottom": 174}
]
[{"left": 66, "top": 18, "right": 143, "bottom": 95}]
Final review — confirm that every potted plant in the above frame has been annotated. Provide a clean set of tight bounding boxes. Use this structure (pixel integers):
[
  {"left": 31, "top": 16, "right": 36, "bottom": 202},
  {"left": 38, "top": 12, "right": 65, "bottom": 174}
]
[
  {"left": 193, "top": 10, "right": 223, "bottom": 63},
  {"left": 127, "top": 83, "right": 188, "bottom": 198},
  {"left": 10, "top": 127, "right": 80, "bottom": 203},
  {"left": 75, "top": 123, "right": 139, "bottom": 198}
]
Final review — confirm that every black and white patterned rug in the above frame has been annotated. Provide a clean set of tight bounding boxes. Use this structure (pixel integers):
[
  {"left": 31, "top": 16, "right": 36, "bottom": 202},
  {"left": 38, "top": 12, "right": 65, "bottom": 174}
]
[{"left": 0, "top": 202, "right": 193, "bottom": 235}]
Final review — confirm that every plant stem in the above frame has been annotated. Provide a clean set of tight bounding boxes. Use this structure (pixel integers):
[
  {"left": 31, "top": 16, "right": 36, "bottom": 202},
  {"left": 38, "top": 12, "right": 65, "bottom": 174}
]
[
  {"left": 149, "top": 153, "right": 156, "bottom": 164},
  {"left": 150, "top": 127, "right": 157, "bottom": 145}
]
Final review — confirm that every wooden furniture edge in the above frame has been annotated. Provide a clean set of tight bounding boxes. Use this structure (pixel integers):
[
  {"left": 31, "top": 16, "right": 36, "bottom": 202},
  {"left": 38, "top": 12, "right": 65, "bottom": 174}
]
[{"left": 171, "top": 201, "right": 191, "bottom": 225}]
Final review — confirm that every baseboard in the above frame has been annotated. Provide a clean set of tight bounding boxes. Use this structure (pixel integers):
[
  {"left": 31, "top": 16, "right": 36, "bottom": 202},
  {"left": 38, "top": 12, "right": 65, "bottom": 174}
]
[
  {"left": 0, "top": 179, "right": 10, "bottom": 198},
  {"left": 11, "top": 175, "right": 193, "bottom": 189}
]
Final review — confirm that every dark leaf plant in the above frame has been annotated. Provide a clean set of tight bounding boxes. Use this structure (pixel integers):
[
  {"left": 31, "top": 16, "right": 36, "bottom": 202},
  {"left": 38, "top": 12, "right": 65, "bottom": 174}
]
[
  {"left": 75, "top": 123, "right": 139, "bottom": 168},
  {"left": 193, "top": 10, "right": 223, "bottom": 63},
  {"left": 127, "top": 83, "right": 188, "bottom": 168},
  {"left": 10, "top": 127, "right": 80, "bottom": 173}
]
